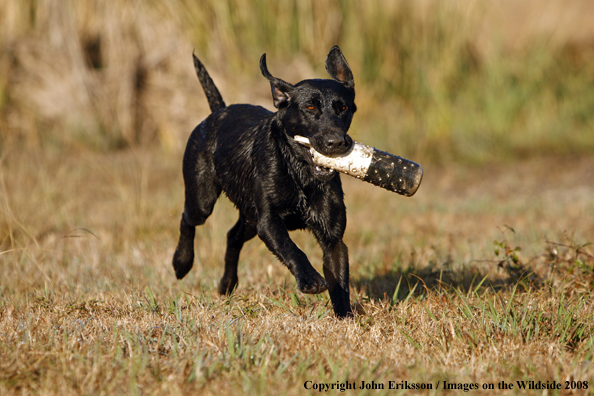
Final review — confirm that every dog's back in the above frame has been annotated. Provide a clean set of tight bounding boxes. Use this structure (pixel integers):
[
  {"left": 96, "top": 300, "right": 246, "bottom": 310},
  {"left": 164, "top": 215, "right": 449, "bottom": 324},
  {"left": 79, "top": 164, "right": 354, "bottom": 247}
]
[{"left": 209, "top": 104, "right": 275, "bottom": 219}]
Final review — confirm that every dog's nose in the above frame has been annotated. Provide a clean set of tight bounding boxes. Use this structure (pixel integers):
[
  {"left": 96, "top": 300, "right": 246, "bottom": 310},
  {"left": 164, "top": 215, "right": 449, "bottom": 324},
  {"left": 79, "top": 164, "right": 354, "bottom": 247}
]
[{"left": 324, "top": 136, "right": 346, "bottom": 152}]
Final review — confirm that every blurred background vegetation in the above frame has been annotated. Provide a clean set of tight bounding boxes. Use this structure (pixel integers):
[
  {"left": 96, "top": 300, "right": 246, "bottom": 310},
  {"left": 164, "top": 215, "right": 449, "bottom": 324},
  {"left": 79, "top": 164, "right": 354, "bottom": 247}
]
[{"left": 1, "top": 0, "right": 593, "bottom": 163}]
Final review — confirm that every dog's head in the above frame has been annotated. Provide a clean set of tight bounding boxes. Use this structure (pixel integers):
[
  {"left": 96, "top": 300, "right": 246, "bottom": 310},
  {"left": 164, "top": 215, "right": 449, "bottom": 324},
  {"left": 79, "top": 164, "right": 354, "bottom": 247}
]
[{"left": 260, "top": 46, "right": 357, "bottom": 180}]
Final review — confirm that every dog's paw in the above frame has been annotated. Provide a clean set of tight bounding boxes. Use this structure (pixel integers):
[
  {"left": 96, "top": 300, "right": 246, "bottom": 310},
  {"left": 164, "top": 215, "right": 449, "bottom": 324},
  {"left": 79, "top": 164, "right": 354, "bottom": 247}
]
[
  {"left": 332, "top": 303, "right": 353, "bottom": 319},
  {"left": 218, "top": 276, "right": 238, "bottom": 295},
  {"left": 297, "top": 272, "right": 328, "bottom": 294},
  {"left": 172, "top": 248, "right": 194, "bottom": 279}
]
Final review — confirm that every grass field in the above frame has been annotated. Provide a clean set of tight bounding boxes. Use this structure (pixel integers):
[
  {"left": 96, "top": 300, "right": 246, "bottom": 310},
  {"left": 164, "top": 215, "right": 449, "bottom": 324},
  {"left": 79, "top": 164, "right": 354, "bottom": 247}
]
[
  {"left": 1, "top": 149, "right": 593, "bottom": 395},
  {"left": 2, "top": 0, "right": 594, "bottom": 394}
]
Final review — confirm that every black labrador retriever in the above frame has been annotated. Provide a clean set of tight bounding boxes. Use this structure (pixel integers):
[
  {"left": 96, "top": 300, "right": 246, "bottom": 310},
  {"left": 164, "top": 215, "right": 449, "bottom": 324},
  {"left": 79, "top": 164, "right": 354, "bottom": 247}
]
[{"left": 173, "top": 46, "right": 356, "bottom": 317}]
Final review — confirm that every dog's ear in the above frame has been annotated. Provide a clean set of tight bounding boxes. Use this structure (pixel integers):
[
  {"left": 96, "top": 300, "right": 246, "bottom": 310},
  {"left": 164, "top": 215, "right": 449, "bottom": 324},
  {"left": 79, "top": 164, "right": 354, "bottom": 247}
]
[
  {"left": 325, "top": 46, "right": 354, "bottom": 89},
  {"left": 260, "top": 54, "right": 294, "bottom": 108}
]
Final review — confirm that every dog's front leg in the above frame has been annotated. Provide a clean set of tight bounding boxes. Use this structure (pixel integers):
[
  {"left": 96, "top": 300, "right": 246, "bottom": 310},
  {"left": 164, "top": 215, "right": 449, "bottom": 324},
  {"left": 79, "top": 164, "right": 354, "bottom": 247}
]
[
  {"left": 320, "top": 240, "right": 352, "bottom": 318},
  {"left": 257, "top": 215, "right": 328, "bottom": 294}
]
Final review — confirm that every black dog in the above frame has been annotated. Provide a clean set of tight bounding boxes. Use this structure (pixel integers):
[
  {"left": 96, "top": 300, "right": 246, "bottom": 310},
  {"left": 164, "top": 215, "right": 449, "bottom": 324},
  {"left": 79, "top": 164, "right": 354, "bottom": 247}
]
[{"left": 172, "top": 46, "right": 356, "bottom": 317}]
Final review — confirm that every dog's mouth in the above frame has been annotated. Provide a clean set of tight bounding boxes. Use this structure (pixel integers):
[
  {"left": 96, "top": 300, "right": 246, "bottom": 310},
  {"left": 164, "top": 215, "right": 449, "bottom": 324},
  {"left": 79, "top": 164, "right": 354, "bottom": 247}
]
[
  {"left": 304, "top": 149, "right": 336, "bottom": 181},
  {"left": 293, "top": 135, "right": 339, "bottom": 181}
]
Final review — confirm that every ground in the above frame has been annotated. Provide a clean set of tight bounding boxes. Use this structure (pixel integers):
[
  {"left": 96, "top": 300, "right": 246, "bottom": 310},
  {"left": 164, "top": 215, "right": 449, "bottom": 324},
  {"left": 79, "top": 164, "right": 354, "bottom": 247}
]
[{"left": 1, "top": 149, "right": 593, "bottom": 395}]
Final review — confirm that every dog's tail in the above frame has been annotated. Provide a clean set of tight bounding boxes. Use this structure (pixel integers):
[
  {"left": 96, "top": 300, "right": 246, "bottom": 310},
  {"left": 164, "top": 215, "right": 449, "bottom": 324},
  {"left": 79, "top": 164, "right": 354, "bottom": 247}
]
[{"left": 193, "top": 52, "right": 226, "bottom": 113}]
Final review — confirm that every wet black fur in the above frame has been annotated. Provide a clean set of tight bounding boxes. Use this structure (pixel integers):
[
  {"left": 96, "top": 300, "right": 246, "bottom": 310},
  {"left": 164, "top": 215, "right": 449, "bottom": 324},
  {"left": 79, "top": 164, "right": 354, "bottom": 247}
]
[{"left": 172, "top": 46, "right": 357, "bottom": 317}]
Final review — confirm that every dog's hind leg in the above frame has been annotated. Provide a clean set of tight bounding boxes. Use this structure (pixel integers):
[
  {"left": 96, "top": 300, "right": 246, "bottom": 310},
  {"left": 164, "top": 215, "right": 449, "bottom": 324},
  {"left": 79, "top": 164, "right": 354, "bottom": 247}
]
[
  {"left": 172, "top": 185, "right": 221, "bottom": 279},
  {"left": 218, "top": 214, "right": 257, "bottom": 295},
  {"left": 172, "top": 130, "right": 221, "bottom": 279},
  {"left": 172, "top": 186, "right": 220, "bottom": 279},
  {"left": 172, "top": 214, "right": 197, "bottom": 279}
]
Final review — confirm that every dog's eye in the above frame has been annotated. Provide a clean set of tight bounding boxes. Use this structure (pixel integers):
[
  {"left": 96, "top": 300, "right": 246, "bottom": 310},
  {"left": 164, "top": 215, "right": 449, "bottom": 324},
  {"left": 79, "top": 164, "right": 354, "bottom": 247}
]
[
  {"left": 333, "top": 101, "right": 347, "bottom": 114},
  {"left": 307, "top": 106, "right": 314, "bottom": 111}
]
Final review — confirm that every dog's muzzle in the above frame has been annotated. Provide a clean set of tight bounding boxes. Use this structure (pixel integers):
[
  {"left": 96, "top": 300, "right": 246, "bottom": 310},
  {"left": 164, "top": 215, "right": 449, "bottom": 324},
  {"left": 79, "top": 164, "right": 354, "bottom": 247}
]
[
  {"left": 294, "top": 135, "right": 423, "bottom": 196},
  {"left": 293, "top": 136, "right": 337, "bottom": 181}
]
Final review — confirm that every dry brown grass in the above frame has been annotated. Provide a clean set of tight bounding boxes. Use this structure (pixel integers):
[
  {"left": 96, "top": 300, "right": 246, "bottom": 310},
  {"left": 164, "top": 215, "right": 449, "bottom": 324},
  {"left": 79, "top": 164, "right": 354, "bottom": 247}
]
[{"left": 1, "top": 148, "right": 593, "bottom": 395}]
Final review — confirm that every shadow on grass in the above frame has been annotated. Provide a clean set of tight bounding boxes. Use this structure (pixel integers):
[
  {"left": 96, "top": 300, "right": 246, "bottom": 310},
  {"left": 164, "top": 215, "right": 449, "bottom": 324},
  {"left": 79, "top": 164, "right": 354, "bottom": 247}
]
[
  {"left": 352, "top": 259, "right": 543, "bottom": 302},
  {"left": 353, "top": 233, "right": 594, "bottom": 302}
]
